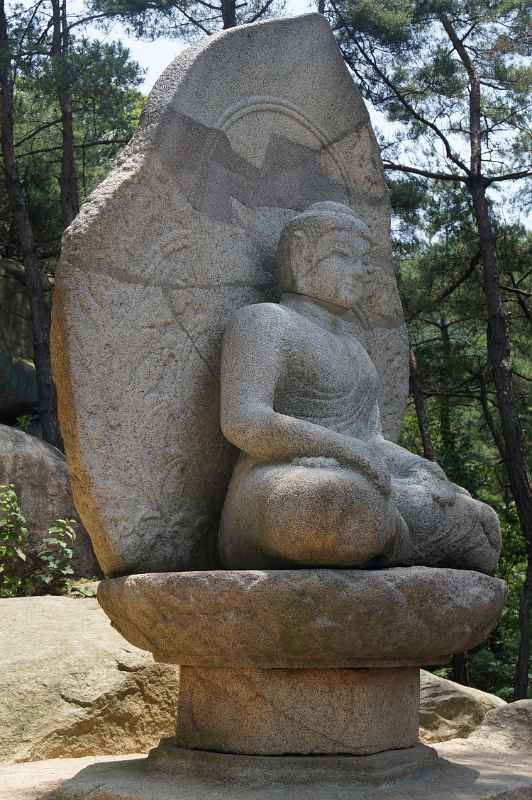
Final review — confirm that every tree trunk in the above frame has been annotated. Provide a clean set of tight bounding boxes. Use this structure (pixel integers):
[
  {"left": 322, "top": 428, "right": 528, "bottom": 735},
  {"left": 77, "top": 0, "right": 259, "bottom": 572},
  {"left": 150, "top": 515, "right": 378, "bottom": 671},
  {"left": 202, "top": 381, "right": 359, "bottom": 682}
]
[
  {"left": 442, "top": 13, "right": 532, "bottom": 699},
  {"left": 470, "top": 180, "right": 532, "bottom": 698},
  {"left": 51, "top": 0, "right": 79, "bottom": 228},
  {"left": 409, "top": 349, "right": 435, "bottom": 461},
  {"left": 452, "top": 652, "right": 470, "bottom": 686},
  {"left": 514, "top": 553, "right": 531, "bottom": 699},
  {"left": 439, "top": 317, "right": 454, "bottom": 459},
  {"left": 0, "top": 1, "right": 63, "bottom": 449},
  {"left": 438, "top": 317, "right": 469, "bottom": 682},
  {"left": 221, "top": 0, "right": 236, "bottom": 28}
]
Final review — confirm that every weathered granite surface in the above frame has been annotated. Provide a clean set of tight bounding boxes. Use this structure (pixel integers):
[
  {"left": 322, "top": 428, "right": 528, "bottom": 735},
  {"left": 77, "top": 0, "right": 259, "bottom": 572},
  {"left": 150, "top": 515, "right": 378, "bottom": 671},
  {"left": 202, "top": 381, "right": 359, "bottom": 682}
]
[
  {"left": 0, "top": 597, "right": 178, "bottom": 764},
  {"left": 454, "top": 700, "right": 532, "bottom": 753},
  {"left": 0, "top": 424, "right": 98, "bottom": 577},
  {"left": 419, "top": 670, "right": 506, "bottom": 744},
  {"left": 218, "top": 203, "right": 501, "bottom": 572},
  {"left": 174, "top": 666, "right": 419, "bottom": 755},
  {"left": 44, "top": 743, "right": 532, "bottom": 799},
  {"left": 0, "top": 354, "right": 37, "bottom": 419},
  {"left": 51, "top": 14, "right": 408, "bottom": 577},
  {"left": 97, "top": 568, "right": 505, "bottom": 668}
]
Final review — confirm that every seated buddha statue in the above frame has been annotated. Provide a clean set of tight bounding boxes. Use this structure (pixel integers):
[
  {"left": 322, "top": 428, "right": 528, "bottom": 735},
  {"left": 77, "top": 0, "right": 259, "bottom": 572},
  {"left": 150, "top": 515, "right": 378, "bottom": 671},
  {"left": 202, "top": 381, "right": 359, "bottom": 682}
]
[{"left": 218, "top": 202, "right": 501, "bottom": 573}]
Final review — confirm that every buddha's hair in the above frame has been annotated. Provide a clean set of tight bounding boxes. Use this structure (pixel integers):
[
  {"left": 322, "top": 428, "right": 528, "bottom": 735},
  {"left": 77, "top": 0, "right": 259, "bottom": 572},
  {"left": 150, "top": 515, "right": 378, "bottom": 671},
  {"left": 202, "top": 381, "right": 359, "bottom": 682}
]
[{"left": 278, "top": 202, "right": 370, "bottom": 291}]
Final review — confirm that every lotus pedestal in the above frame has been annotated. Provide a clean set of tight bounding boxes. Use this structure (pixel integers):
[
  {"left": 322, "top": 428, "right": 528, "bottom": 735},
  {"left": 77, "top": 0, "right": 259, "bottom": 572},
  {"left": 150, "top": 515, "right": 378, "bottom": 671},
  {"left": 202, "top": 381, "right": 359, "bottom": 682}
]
[{"left": 98, "top": 567, "right": 505, "bottom": 759}]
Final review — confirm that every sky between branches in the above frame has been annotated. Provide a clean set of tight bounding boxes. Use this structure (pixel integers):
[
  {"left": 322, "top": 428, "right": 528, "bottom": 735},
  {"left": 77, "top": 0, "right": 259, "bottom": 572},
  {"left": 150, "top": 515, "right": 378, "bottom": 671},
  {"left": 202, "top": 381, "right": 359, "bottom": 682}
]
[{"left": 11, "top": 0, "right": 531, "bottom": 227}]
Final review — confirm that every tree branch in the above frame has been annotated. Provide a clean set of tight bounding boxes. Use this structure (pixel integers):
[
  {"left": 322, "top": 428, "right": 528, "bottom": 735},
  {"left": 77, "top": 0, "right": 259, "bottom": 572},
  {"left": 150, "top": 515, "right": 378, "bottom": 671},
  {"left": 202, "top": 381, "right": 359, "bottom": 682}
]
[
  {"left": 383, "top": 161, "right": 467, "bottom": 182},
  {"left": 501, "top": 285, "right": 531, "bottom": 299},
  {"left": 330, "top": 0, "right": 470, "bottom": 175},
  {"left": 0, "top": 258, "right": 26, "bottom": 285},
  {"left": 246, "top": 0, "right": 276, "bottom": 24},
  {"left": 17, "top": 137, "right": 130, "bottom": 159},
  {"left": 15, "top": 118, "right": 61, "bottom": 148},
  {"left": 487, "top": 169, "right": 532, "bottom": 184},
  {"left": 408, "top": 252, "right": 481, "bottom": 322}
]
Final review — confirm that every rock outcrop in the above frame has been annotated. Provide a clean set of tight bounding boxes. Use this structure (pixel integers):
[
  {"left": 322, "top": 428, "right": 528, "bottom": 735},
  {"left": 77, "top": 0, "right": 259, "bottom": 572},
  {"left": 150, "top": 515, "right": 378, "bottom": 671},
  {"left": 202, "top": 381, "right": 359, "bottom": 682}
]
[
  {"left": 419, "top": 669, "right": 506, "bottom": 743},
  {"left": 467, "top": 699, "right": 532, "bottom": 752},
  {"left": 0, "top": 596, "right": 179, "bottom": 764},
  {"left": 0, "top": 353, "right": 37, "bottom": 420},
  {"left": 0, "top": 424, "right": 98, "bottom": 577}
]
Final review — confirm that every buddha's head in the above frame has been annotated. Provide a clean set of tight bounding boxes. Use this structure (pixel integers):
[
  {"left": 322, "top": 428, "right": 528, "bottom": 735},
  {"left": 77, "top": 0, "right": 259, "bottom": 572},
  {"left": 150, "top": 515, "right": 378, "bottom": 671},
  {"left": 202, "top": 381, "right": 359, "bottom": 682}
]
[{"left": 278, "top": 202, "right": 371, "bottom": 309}]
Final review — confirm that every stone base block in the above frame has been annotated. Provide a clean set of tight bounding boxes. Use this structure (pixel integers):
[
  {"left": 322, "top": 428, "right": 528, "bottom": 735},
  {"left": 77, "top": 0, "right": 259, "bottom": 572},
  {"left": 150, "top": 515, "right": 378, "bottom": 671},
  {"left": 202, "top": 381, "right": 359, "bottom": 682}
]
[
  {"left": 149, "top": 739, "right": 437, "bottom": 784},
  {"left": 47, "top": 744, "right": 532, "bottom": 799},
  {"left": 174, "top": 666, "right": 419, "bottom": 755}
]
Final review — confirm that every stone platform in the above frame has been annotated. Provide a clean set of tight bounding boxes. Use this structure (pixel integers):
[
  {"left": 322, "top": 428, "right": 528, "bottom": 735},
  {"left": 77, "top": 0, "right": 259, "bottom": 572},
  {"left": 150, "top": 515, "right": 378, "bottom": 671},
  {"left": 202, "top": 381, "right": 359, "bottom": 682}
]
[
  {"left": 97, "top": 567, "right": 506, "bottom": 668},
  {"left": 19, "top": 742, "right": 531, "bottom": 800}
]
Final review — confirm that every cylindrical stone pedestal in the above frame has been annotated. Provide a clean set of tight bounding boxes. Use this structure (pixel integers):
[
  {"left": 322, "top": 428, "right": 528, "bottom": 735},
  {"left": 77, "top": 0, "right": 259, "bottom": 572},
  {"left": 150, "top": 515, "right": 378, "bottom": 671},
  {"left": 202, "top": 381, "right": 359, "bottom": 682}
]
[
  {"left": 98, "top": 568, "right": 505, "bottom": 758},
  {"left": 175, "top": 666, "right": 420, "bottom": 755}
]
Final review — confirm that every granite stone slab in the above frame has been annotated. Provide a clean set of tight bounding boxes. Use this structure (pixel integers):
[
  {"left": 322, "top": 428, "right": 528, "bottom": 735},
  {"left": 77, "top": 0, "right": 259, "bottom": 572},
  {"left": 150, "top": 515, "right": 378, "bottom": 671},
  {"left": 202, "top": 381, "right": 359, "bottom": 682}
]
[
  {"left": 51, "top": 14, "right": 408, "bottom": 577},
  {"left": 97, "top": 567, "right": 505, "bottom": 668}
]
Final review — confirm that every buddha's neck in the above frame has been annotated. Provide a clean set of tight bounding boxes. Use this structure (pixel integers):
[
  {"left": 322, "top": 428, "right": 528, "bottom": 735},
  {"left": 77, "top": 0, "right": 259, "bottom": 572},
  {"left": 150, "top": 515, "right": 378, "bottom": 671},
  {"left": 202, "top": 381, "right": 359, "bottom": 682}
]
[{"left": 280, "top": 292, "right": 354, "bottom": 332}]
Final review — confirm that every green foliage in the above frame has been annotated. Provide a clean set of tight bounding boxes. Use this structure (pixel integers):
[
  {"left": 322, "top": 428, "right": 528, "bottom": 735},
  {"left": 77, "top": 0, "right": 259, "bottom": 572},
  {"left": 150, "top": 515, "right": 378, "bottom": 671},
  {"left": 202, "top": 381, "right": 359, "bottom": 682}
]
[
  {"left": 0, "top": 484, "right": 77, "bottom": 598},
  {"left": 433, "top": 505, "right": 530, "bottom": 700},
  {"left": 89, "top": 0, "right": 284, "bottom": 40},
  {"left": 0, "top": 484, "right": 29, "bottom": 598},
  {"left": 395, "top": 180, "right": 531, "bottom": 697},
  {"left": 35, "top": 518, "right": 77, "bottom": 595},
  {"left": 15, "top": 414, "right": 33, "bottom": 433},
  {"left": 2, "top": 4, "right": 145, "bottom": 260},
  {"left": 330, "top": 0, "right": 531, "bottom": 181},
  {"left": 471, "top": 505, "right": 529, "bottom": 699}
]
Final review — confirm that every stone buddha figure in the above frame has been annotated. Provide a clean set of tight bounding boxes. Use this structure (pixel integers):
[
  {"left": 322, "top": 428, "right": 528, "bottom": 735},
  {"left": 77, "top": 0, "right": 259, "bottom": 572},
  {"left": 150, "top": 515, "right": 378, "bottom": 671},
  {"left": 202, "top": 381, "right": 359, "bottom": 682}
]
[{"left": 219, "top": 201, "right": 501, "bottom": 572}]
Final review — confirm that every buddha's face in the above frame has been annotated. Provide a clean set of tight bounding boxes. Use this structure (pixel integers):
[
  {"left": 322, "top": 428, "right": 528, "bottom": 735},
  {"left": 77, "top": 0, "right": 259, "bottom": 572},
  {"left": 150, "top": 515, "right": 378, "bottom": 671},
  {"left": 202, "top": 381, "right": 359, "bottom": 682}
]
[{"left": 283, "top": 219, "right": 372, "bottom": 310}]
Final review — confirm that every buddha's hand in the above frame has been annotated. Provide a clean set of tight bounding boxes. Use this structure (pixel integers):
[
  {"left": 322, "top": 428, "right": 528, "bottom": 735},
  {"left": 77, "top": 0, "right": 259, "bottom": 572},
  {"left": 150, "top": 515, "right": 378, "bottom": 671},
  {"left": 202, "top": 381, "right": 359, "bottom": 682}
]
[{"left": 339, "top": 443, "right": 392, "bottom": 497}]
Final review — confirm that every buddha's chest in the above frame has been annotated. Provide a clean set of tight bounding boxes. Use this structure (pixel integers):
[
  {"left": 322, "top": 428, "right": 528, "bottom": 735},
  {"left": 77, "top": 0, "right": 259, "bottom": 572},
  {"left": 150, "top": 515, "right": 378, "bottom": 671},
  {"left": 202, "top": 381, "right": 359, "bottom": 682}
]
[{"left": 275, "top": 326, "right": 379, "bottom": 433}]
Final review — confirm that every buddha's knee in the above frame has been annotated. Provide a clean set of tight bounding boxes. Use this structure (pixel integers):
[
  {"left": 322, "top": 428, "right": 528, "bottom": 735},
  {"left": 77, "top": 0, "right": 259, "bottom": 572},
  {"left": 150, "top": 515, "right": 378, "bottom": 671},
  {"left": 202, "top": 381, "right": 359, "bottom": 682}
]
[
  {"left": 453, "top": 496, "right": 501, "bottom": 573},
  {"left": 219, "top": 458, "right": 398, "bottom": 568},
  {"left": 390, "top": 484, "right": 502, "bottom": 573}
]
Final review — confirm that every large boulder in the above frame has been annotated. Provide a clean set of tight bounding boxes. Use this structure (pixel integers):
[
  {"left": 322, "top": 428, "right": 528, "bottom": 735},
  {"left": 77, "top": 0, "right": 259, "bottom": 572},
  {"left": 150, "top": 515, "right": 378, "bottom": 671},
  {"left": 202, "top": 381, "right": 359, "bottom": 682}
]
[
  {"left": 0, "top": 596, "right": 179, "bottom": 764},
  {"left": 0, "top": 353, "right": 37, "bottom": 420},
  {"left": 468, "top": 700, "right": 532, "bottom": 751},
  {"left": 419, "top": 670, "right": 506, "bottom": 743},
  {"left": 0, "top": 424, "right": 98, "bottom": 577}
]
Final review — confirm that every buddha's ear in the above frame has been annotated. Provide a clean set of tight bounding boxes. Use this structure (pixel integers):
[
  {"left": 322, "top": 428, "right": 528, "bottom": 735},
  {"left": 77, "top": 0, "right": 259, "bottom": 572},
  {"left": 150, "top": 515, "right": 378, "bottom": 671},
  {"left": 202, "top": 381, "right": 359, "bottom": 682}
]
[{"left": 291, "top": 229, "right": 312, "bottom": 268}]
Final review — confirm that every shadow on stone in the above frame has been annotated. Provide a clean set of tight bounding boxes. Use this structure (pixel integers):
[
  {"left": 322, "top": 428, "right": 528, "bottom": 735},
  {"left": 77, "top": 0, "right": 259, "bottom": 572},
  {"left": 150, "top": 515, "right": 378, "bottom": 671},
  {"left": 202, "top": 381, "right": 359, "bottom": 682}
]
[{"left": 50, "top": 746, "right": 477, "bottom": 800}]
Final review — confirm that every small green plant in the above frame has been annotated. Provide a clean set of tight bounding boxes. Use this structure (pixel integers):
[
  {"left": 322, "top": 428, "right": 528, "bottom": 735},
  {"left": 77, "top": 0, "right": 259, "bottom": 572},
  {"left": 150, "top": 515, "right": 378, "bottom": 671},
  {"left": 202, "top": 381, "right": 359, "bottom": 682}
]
[
  {"left": 34, "top": 518, "right": 77, "bottom": 595},
  {"left": 0, "top": 484, "right": 77, "bottom": 597},
  {"left": 0, "top": 483, "right": 28, "bottom": 597},
  {"left": 15, "top": 414, "right": 33, "bottom": 433}
]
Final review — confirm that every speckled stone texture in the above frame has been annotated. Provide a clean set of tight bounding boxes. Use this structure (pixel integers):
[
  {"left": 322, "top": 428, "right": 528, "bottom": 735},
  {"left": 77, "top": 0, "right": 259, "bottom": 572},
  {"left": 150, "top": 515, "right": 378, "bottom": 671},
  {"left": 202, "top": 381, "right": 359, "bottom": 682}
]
[
  {"left": 174, "top": 666, "right": 419, "bottom": 755},
  {"left": 43, "top": 743, "right": 532, "bottom": 799},
  {"left": 217, "top": 203, "right": 501, "bottom": 573},
  {"left": 51, "top": 14, "right": 408, "bottom": 577},
  {"left": 97, "top": 568, "right": 506, "bottom": 668}
]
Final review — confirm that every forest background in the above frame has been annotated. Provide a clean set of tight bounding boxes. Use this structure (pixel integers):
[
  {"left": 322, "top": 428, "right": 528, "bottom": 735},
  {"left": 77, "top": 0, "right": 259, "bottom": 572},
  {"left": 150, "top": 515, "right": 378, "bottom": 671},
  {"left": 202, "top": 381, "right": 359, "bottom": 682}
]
[{"left": 0, "top": 0, "right": 530, "bottom": 700}]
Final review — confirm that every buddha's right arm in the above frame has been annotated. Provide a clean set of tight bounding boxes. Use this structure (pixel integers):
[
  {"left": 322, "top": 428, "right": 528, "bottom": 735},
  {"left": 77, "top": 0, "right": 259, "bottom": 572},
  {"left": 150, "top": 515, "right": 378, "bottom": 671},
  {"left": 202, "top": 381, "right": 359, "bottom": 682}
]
[{"left": 220, "top": 305, "right": 391, "bottom": 495}]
